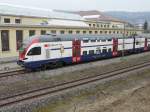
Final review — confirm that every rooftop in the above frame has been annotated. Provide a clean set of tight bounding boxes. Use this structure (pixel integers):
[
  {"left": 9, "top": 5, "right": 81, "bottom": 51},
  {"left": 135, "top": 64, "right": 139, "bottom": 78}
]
[
  {"left": 0, "top": 4, "right": 84, "bottom": 21},
  {"left": 76, "top": 10, "right": 125, "bottom": 22}
]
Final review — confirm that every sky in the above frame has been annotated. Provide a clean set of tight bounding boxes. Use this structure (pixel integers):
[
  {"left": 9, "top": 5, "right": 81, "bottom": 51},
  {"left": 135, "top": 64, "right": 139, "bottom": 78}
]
[{"left": 0, "top": 0, "right": 149, "bottom": 12}]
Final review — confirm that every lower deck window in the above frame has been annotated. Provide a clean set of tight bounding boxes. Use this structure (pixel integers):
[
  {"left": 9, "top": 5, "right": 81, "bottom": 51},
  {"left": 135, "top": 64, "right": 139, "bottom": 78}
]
[
  {"left": 83, "top": 51, "right": 87, "bottom": 55},
  {"left": 96, "top": 50, "right": 101, "bottom": 54},
  {"left": 102, "top": 49, "right": 107, "bottom": 53},
  {"left": 108, "top": 48, "right": 112, "bottom": 52},
  {"left": 89, "top": 50, "right": 94, "bottom": 55}
]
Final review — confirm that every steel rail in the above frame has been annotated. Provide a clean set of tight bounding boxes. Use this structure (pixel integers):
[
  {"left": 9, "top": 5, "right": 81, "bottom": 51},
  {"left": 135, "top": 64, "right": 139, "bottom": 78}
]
[{"left": 0, "top": 61, "right": 150, "bottom": 108}]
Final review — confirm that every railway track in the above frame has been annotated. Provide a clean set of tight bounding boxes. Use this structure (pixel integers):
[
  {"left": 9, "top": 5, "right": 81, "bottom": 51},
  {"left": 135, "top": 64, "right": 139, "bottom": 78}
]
[
  {"left": 1, "top": 61, "right": 150, "bottom": 108},
  {"left": 0, "top": 69, "right": 27, "bottom": 78}
]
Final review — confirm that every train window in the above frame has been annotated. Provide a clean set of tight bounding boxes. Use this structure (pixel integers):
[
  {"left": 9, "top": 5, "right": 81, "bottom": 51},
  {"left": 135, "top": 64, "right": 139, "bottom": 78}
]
[
  {"left": 136, "top": 41, "right": 140, "bottom": 45},
  {"left": 108, "top": 48, "right": 112, "bottom": 52},
  {"left": 91, "top": 39, "right": 96, "bottom": 42},
  {"left": 101, "top": 39, "right": 106, "bottom": 42},
  {"left": 89, "top": 50, "right": 94, "bottom": 55},
  {"left": 102, "top": 49, "right": 107, "bottom": 53},
  {"left": 83, "top": 39, "right": 89, "bottom": 43},
  {"left": 83, "top": 51, "right": 87, "bottom": 55},
  {"left": 54, "top": 38, "right": 61, "bottom": 41},
  {"left": 97, "top": 40, "right": 100, "bottom": 42},
  {"left": 27, "top": 47, "right": 41, "bottom": 55},
  {"left": 96, "top": 50, "right": 101, "bottom": 54},
  {"left": 108, "top": 39, "right": 112, "bottom": 41}
]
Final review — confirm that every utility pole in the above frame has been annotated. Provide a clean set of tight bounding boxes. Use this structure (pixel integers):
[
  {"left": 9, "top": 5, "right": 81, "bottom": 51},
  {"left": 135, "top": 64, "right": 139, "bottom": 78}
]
[{"left": 121, "top": 22, "right": 126, "bottom": 60}]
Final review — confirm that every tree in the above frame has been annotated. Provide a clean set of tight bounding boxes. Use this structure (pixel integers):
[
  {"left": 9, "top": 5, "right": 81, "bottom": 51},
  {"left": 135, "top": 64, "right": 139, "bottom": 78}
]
[{"left": 143, "top": 20, "right": 148, "bottom": 33}]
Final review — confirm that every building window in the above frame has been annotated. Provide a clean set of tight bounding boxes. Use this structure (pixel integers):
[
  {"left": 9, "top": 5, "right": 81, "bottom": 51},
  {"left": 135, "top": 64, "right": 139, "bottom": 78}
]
[
  {"left": 97, "top": 24, "right": 99, "bottom": 27},
  {"left": 68, "top": 30, "right": 73, "bottom": 34},
  {"left": 105, "top": 31, "right": 107, "bottom": 34},
  {"left": 51, "top": 30, "right": 56, "bottom": 34},
  {"left": 91, "top": 39, "right": 96, "bottom": 42},
  {"left": 117, "top": 31, "right": 119, "bottom": 34},
  {"left": 83, "top": 31, "right": 86, "bottom": 34},
  {"left": 89, "top": 31, "right": 92, "bottom": 34},
  {"left": 15, "top": 19, "right": 21, "bottom": 24},
  {"left": 16, "top": 30, "right": 23, "bottom": 50},
  {"left": 107, "top": 25, "right": 110, "bottom": 28},
  {"left": 101, "top": 25, "right": 103, "bottom": 28},
  {"left": 1, "top": 30, "right": 9, "bottom": 51},
  {"left": 93, "top": 24, "right": 96, "bottom": 27},
  {"left": 95, "top": 31, "right": 98, "bottom": 34},
  {"left": 41, "top": 30, "right": 46, "bottom": 35},
  {"left": 104, "top": 25, "right": 106, "bottom": 28},
  {"left": 29, "top": 30, "right": 35, "bottom": 36},
  {"left": 109, "top": 31, "right": 111, "bottom": 34},
  {"left": 100, "top": 31, "right": 103, "bottom": 34},
  {"left": 76, "top": 31, "right": 80, "bottom": 34},
  {"left": 89, "top": 24, "right": 91, "bottom": 27},
  {"left": 4, "top": 18, "right": 10, "bottom": 23},
  {"left": 113, "top": 31, "right": 116, "bottom": 34},
  {"left": 60, "top": 30, "right": 65, "bottom": 34}
]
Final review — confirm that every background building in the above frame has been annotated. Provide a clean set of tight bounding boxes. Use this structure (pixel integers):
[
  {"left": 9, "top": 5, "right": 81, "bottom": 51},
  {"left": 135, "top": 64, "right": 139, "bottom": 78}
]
[{"left": 0, "top": 4, "right": 143, "bottom": 58}]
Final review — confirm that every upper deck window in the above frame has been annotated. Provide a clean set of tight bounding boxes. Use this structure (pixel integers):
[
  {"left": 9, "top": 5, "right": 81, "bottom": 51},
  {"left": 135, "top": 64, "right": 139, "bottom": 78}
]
[
  {"left": 108, "top": 39, "right": 112, "bottom": 41},
  {"left": 4, "top": 18, "right": 10, "bottom": 23},
  {"left": 91, "top": 39, "right": 96, "bottom": 42}
]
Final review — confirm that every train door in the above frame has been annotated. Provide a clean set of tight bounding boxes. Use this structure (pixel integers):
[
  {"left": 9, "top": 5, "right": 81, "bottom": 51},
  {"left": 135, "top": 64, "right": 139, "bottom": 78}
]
[
  {"left": 112, "top": 38, "right": 118, "bottom": 56},
  {"left": 144, "top": 38, "right": 148, "bottom": 51},
  {"left": 72, "top": 40, "right": 81, "bottom": 63}
]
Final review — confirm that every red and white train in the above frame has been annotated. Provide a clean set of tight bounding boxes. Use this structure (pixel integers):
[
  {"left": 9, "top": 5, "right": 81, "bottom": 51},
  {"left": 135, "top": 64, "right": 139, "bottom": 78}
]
[{"left": 17, "top": 34, "right": 150, "bottom": 70}]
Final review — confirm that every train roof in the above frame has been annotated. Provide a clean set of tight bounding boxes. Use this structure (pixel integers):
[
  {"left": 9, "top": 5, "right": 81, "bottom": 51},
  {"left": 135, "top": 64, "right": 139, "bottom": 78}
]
[
  {"left": 27, "top": 34, "right": 123, "bottom": 43},
  {"left": 24, "top": 34, "right": 150, "bottom": 44}
]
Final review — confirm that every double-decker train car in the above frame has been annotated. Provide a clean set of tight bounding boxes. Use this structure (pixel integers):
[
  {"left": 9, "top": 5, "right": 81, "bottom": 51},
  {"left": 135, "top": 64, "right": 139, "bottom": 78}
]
[{"left": 17, "top": 34, "right": 150, "bottom": 70}]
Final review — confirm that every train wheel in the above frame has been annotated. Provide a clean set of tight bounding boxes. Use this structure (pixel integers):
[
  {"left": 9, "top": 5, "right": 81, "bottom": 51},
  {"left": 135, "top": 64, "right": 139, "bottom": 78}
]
[
  {"left": 56, "top": 61, "right": 63, "bottom": 67},
  {"left": 41, "top": 64, "right": 47, "bottom": 70}
]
